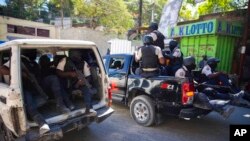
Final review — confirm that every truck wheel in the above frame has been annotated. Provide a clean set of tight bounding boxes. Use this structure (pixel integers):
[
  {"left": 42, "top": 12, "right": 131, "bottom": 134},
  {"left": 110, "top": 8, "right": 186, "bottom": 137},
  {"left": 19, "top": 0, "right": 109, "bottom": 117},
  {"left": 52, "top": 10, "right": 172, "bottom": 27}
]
[
  {"left": 0, "top": 119, "right": 15, "bottom": 141},
  {"left": 130, "top": 95, "right": 155, "bottom": 126}
]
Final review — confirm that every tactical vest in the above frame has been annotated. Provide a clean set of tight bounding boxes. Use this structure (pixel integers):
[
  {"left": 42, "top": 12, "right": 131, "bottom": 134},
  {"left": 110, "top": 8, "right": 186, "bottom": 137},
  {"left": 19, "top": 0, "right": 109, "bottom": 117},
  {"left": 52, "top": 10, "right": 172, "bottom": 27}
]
[
  {"left": 141, "top": 45, "right": 158, "bottom": 69},
  {"left": 183, "top": 68, "right": 192, "bottom": 78},
  {"left": 152, "top": 30, "right": 165, "bottom": 50}
]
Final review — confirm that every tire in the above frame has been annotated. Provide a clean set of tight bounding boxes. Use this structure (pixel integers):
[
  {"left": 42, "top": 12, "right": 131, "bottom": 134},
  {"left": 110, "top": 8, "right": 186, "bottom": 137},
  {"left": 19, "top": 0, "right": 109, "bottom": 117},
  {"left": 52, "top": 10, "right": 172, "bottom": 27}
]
[
  {"left": 0, "top": 119, "right": 15, "bottom": 141},
  {"left": 130, "top": 95, "right": 155, "bottom": 126}
]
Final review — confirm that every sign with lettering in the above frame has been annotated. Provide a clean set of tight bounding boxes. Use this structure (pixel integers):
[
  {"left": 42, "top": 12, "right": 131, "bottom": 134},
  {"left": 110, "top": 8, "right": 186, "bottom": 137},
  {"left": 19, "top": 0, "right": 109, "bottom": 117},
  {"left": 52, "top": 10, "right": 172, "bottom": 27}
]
[{"left": 167, "top": 19, "right": 242, "bottom": 38}]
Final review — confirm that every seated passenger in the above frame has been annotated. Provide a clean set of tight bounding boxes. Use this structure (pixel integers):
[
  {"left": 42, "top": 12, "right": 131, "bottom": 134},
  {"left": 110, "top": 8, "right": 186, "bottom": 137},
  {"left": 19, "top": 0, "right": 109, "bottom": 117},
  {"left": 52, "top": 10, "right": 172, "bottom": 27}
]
[
  {"left": 175, "top": 56, "right": 235, "bottom": 119},
  {"left": 113, "top": 60, "right": 122, "bottom": 70},
  {"left": 56, "top": 49, "right": 96, "bottom": 114},
  {"left": 39, "top": 55, "right": 75, "bottom": 112}
]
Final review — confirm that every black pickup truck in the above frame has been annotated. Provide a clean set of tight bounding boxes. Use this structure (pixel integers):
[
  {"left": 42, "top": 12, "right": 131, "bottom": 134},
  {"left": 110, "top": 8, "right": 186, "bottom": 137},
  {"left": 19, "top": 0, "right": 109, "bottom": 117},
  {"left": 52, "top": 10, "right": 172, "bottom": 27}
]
[{"left": 103, "top": 54, "right": 210, "bottom": 126}]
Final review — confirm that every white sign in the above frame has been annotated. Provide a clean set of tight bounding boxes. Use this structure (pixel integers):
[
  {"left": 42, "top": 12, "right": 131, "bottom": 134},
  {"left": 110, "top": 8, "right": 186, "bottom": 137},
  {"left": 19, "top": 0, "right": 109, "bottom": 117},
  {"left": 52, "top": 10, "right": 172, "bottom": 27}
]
[{"left": 158, "top": 0, "right": 184, "bottom": 39}]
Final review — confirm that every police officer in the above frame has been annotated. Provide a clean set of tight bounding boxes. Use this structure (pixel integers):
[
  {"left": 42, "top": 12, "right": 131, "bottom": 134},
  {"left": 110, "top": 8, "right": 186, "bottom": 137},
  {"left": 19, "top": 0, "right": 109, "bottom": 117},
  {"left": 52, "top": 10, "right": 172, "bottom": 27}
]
[
  {"left": 201, "top": 57, "right": 247, "bottom": 105},
  {"left": 175, "top": 56, "right": 235, "bottom": 119},
  {"left": 135, "top": 35, "right": 165, "bottom": 78},
  {"left": 147, "top": 22, "right": 165, "bottom": 50},
  {"left": 201, "top": 58, "right": 232, "bottom": 86},
  {"left": 56, "top": 49, "right": 95, "bottom": 114},
  {"left": 175, "top": 56, "right": 196, "bottom": 78},
  {"left": 164, "top": 40, "right": 183, "bottom": 76}
]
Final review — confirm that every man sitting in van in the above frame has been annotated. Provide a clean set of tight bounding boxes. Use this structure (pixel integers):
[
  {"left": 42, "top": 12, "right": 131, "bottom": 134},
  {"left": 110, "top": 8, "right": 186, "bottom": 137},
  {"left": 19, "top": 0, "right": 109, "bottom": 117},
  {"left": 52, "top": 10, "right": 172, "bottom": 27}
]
[
  {"left": 56, "top": 49, "right": 96, "bottom": 114},
  {"left": 39, "top": 55, "right": 75, "bottom": 112},
  {"left": 0, "top": 49, "right": 50, "bottom": 135}
]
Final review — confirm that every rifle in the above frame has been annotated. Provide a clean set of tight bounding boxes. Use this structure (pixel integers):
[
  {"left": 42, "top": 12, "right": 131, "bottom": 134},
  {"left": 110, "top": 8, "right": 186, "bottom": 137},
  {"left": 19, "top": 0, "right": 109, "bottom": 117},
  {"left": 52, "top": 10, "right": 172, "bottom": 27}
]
[
  {"left": 21, "top": 62, "right": 48, "bottom": 100},
  {"left": 68, "top": 60, "right": 92, "bottom": 89}
]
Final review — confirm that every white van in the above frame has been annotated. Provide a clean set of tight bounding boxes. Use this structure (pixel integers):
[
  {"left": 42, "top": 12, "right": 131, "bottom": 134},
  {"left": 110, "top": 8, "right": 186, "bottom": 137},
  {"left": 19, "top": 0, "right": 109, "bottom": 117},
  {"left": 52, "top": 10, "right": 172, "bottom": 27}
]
[{"left": 0, "top": 39, "right": 113, "bottom": 141}]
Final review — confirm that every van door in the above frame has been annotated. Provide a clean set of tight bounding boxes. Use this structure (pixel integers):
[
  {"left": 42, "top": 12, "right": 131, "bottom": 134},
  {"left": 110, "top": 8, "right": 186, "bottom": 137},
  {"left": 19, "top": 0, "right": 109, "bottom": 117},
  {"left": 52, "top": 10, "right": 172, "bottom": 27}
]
[{"left": 0, "top": 48, "right": 18, "bottom": 135}]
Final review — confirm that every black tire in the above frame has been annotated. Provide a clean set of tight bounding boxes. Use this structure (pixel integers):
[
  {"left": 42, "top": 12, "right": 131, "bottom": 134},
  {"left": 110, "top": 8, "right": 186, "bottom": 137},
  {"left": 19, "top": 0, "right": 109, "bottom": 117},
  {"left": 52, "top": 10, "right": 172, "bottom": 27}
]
[
  {"left": 0, "top": 118, "right": 15, "bottom": 141},
  {"left": 130, "top": 95, "right": 155, "bottom": 126}
]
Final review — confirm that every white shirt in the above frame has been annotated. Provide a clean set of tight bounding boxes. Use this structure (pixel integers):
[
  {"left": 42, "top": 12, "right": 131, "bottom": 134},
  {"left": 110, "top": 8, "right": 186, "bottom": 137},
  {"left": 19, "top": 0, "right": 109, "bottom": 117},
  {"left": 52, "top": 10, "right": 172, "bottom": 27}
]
[
  {"left": 201, "top": 64, "right": 212, "bottom": 76},
  {"left": 149, "top": 32, "right": 157, "bottom": 41},
  {"left": 56, "top": 57, "right": 91, "bottom": 77},
  {"left": 175, "top": 66, "right": 187, "bottom": 78},
  {"left": 172, "top": 48, "right": 182, "bottom": 58}
]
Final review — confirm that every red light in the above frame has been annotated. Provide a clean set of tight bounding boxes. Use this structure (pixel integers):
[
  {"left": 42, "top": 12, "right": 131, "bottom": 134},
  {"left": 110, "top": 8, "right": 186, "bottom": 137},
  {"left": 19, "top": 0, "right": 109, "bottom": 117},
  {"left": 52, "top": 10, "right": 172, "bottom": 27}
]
[
  {"left": 182, "top": 82, "right": 194, "bottom": 105},
  {"left": 108, "top": 87, "right": 112, "bottom": 106},
  {"left": 160, "top": 83, "right": 169, "bottom": 89},
  {"left": 110, "top": 82, "right": 118, "bottom": 91}
]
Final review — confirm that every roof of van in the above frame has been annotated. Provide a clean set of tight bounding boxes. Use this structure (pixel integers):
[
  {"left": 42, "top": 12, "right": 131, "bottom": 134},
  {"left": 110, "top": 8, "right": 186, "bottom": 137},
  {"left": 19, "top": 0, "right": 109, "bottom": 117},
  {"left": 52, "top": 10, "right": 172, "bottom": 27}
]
[{"left": 0, "top": 39, "right": 96, "bottom": 48}]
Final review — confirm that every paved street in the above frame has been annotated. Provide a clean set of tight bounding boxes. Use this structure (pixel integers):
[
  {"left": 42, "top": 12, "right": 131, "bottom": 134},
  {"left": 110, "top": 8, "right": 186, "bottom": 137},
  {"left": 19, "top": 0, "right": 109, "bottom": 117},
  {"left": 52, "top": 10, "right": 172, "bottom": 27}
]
[{"left": 60, "top": 103, "right": 250, "bottom": 141}]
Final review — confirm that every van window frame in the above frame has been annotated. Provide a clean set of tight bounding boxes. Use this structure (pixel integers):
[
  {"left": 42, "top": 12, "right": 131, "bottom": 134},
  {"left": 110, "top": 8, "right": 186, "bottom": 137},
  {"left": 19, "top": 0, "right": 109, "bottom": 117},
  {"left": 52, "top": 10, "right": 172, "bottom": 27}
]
[{"left": 0, "top": 48, "right": 11, "bottom": 86}]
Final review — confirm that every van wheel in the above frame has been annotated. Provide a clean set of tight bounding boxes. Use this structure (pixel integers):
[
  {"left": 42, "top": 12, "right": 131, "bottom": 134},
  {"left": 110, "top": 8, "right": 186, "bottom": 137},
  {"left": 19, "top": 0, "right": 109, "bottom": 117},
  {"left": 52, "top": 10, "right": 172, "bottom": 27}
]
[
  {"left": 0, "top": 119, "right": 15, "bottom": 141},
  {"left": 130, "top": 95, "right": 155, "bottom": 126}
]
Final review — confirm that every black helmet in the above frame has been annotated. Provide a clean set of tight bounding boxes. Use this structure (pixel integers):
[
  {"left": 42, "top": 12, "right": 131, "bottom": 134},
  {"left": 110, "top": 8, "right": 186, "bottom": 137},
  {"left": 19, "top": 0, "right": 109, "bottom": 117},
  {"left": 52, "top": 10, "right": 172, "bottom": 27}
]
[
  {"left": 143, "top": 35, "right": 153, "bottom": 45},
  {"left": 207, "top": 57, "right": 220, "bottom": 65},
  {"left": 148, "top": 22, "right": 158, "bottom": 30},
  {"left": 39, "top": 55, "right": 51, "bottom": 69},
  {"left": 169, "top": 40, "right": 178, "bottom": 52},
  {"left": 21, "top": 49, "right": 37, "bottom": 61},
  {"left": 207, "top": 57, "right": 220, "bottom": 71},
  {"left": 69, "top": 49, "right": 82, "bottom": 62},
  {"left": 183, "top": 56, "right": 196, "bottom": 71}
]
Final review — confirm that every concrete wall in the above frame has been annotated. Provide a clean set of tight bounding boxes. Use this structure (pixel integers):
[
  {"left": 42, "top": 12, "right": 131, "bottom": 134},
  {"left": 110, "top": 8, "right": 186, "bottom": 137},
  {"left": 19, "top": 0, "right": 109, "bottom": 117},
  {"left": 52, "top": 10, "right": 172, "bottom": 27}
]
[
  {"left": 0, "top": 16, "right": 59, "bottom": 40},
  {"left": 60, "top": 27, "right": 117, "bottom": 56}
]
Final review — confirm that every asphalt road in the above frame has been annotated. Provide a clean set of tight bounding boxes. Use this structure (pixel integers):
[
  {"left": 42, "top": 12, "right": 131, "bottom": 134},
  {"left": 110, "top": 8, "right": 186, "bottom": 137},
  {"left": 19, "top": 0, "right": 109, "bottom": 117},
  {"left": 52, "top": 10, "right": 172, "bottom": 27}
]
[{"left": 60, "top": 103, "right": 250, "bottom": 141}]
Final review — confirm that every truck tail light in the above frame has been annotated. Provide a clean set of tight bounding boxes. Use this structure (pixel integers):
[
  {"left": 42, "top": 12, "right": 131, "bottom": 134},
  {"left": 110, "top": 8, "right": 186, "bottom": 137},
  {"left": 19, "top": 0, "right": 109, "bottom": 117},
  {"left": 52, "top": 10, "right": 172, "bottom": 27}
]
[
  {"left": 160, "top": 83, "right": 169, "bottom": 89},
  {"left": 182, "top": 82, "right": 194, "bottom": 105}
]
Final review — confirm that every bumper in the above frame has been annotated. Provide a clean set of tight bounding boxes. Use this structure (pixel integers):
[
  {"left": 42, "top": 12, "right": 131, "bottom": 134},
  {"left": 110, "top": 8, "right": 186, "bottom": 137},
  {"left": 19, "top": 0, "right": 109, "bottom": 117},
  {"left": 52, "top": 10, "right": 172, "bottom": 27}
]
[
  {"left": 26, "top": 107, "right": 114, "bottom": 141},
  {"left": 96, "top": 107, "right": 114, "bottom": 123}
]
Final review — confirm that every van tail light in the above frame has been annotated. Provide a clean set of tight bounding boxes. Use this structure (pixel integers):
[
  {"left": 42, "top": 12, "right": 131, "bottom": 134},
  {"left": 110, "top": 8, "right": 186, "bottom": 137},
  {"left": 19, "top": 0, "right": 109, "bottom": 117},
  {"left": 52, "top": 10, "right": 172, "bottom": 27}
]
[
  {"left": 182, "top": 82, "right": 194, "bottom": 105},
  {"left": 105, "top": 76, "right": 112, "bottom": 107},
  {"left": 107, "top": 87, "right": 112, "bottom": 106},
  {"left": 108, "top": 87, "right": 112, "bottom": 106}
]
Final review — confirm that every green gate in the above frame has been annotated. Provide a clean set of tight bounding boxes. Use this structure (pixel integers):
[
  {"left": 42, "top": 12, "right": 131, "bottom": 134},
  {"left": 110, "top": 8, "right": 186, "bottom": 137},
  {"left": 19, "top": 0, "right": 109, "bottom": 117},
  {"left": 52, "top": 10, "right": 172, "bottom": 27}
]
[{"left": 168, "top": 19, "right": 243, "bottom": 73}]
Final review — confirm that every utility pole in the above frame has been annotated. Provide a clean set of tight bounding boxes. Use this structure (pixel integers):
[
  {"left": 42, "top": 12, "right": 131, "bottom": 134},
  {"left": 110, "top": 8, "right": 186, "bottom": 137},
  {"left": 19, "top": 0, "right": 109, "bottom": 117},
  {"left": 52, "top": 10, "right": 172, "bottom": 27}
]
[
  {"left": 138, "top": 0, "right": 142, "bottom": 28},
  {"left": 60, "top": 0, "right": 64, "bottom": 29},
  {"left": 151, "top": 0, "right": 155, "bottom": 22},
  {"left": 137, "top": 0, "right": 143, "bottom": 38}
]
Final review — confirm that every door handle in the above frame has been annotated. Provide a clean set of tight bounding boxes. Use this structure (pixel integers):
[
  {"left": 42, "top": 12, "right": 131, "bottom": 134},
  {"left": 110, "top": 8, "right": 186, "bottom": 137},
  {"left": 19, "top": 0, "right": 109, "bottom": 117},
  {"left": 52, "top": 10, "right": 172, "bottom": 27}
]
[{"left": 0, "top": 96, "right": 6, "bottom": 104}]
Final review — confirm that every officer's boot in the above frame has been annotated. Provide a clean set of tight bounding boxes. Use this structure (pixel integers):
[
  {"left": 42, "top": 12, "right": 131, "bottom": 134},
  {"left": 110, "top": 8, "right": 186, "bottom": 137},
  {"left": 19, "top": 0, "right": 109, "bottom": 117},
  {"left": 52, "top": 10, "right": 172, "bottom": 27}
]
[{"left": 219, "top": 107, "right": 235, "bottom": 120}]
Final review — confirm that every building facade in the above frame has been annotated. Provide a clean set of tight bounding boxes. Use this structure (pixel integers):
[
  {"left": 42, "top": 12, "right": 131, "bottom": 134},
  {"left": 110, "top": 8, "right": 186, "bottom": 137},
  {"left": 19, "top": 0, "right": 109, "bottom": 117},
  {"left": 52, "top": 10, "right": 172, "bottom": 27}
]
[{"left": 0, "top": 16, "right": 60, "bottom": 41}]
